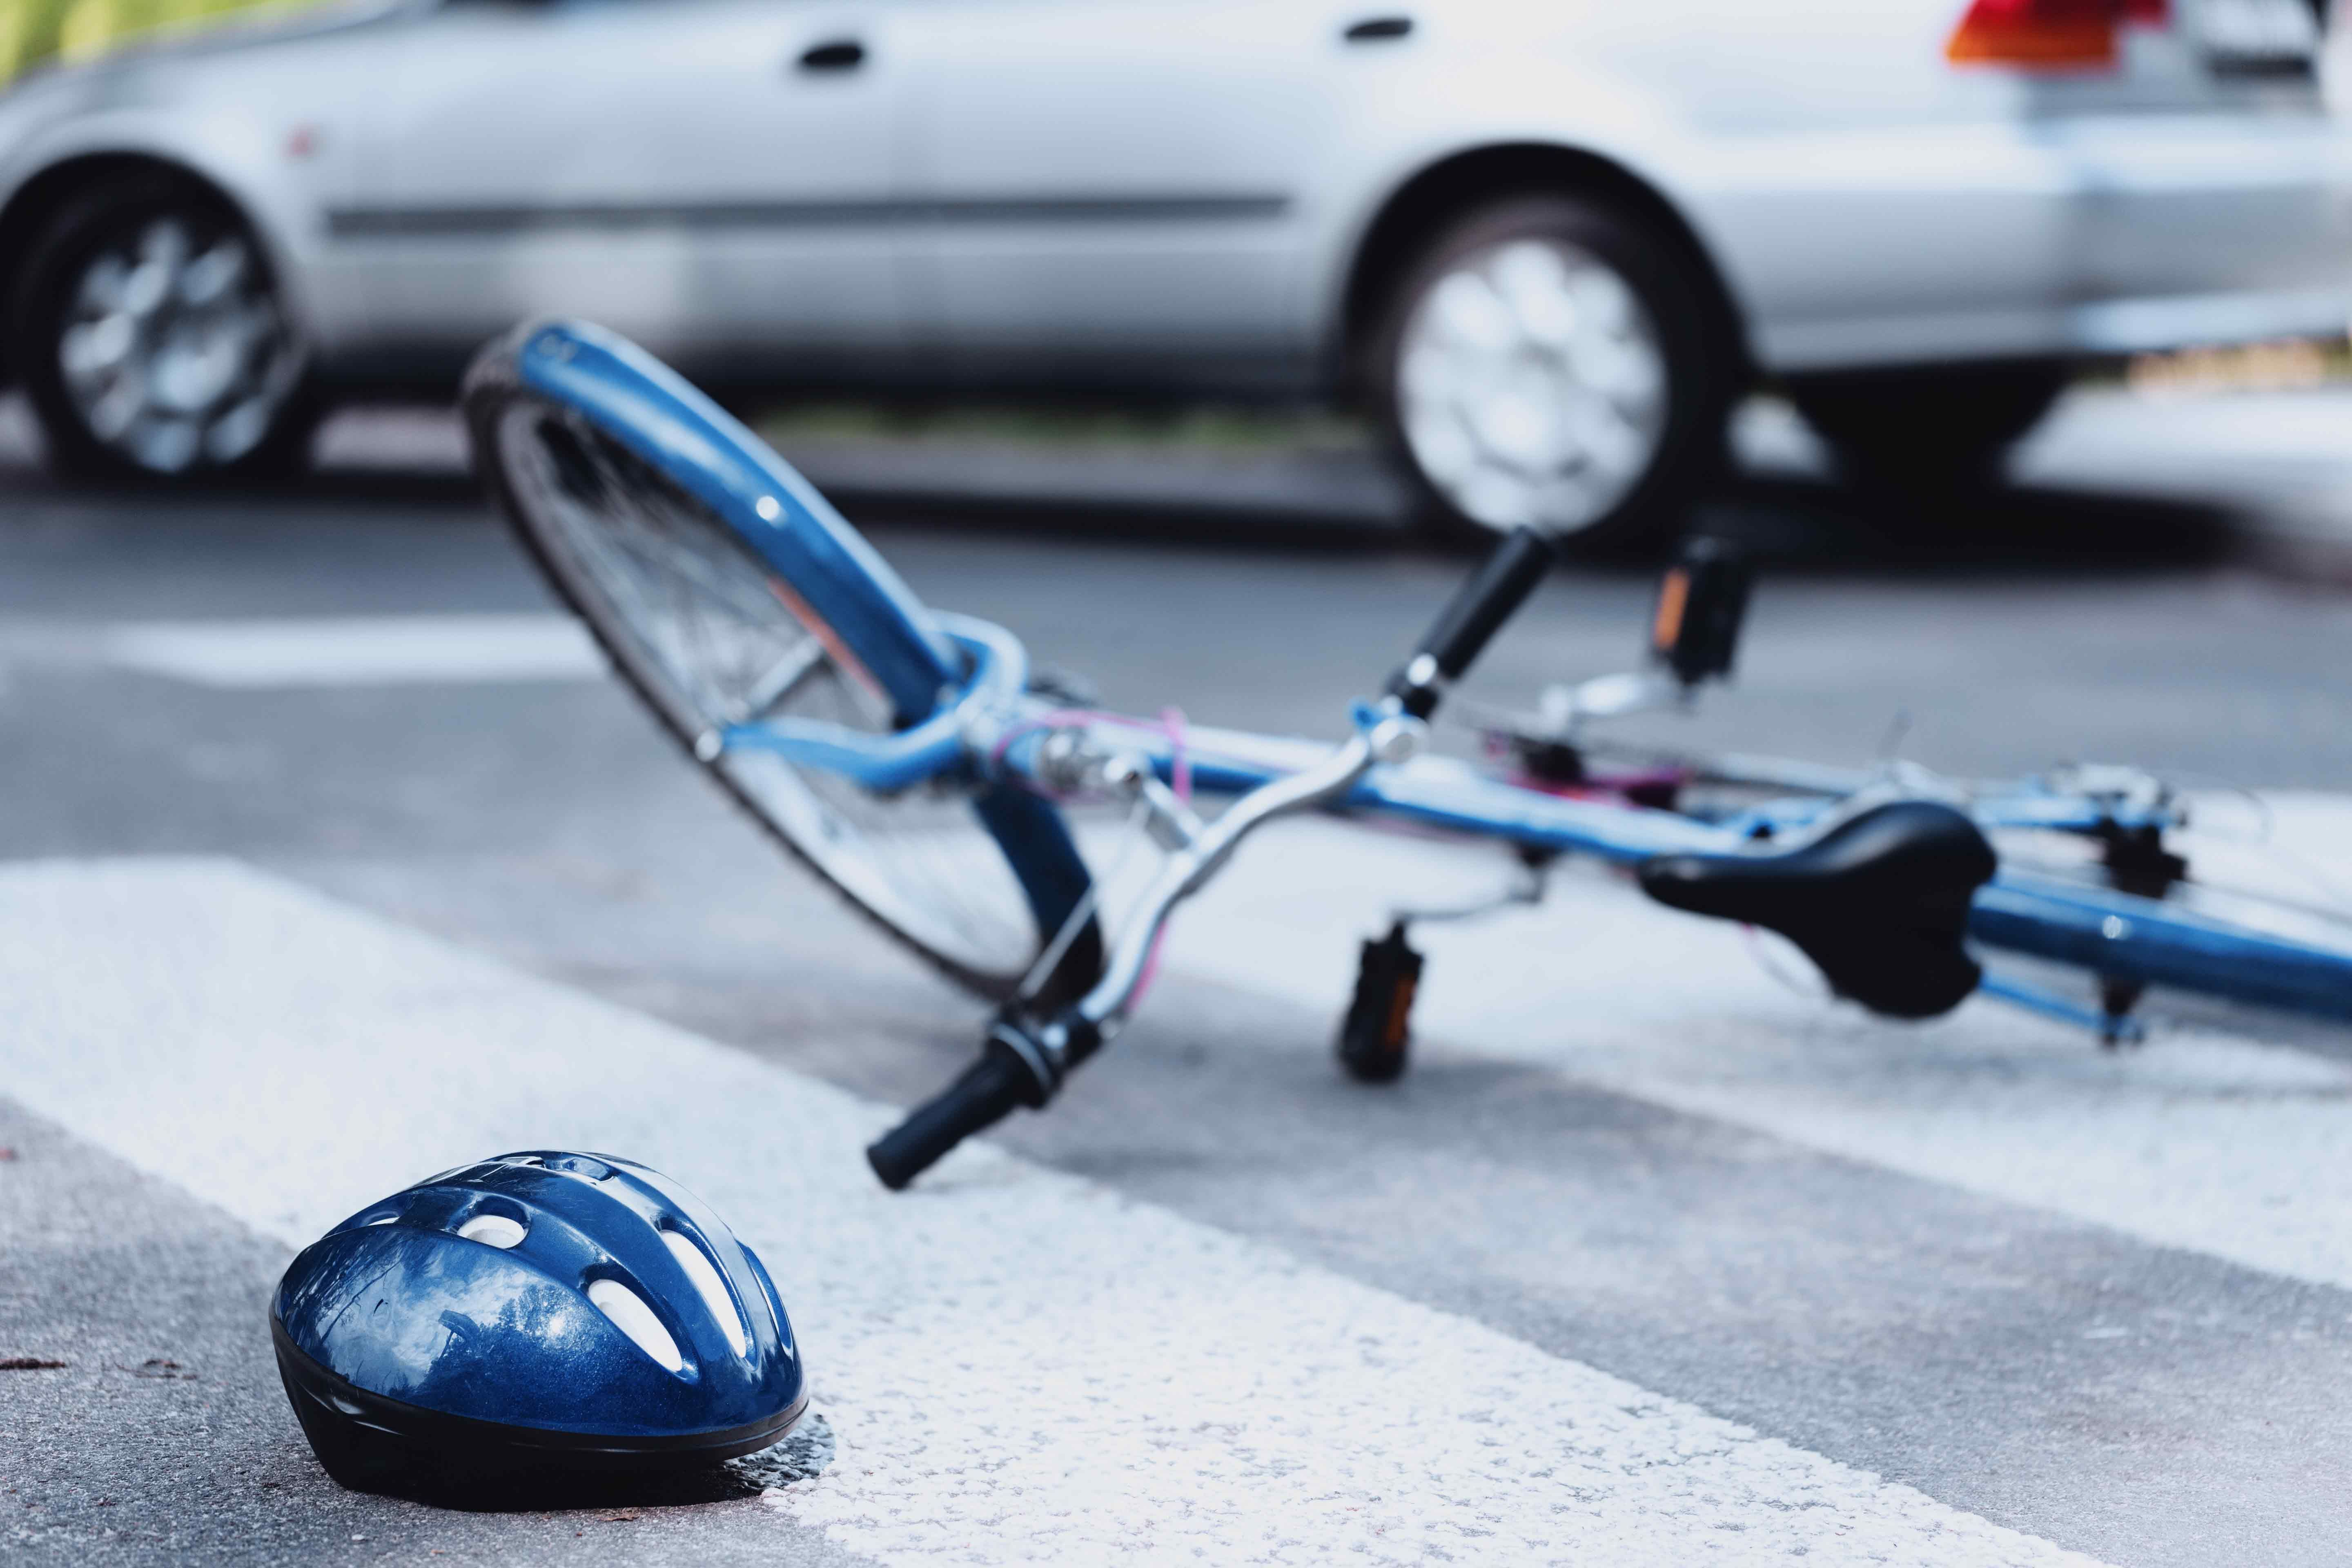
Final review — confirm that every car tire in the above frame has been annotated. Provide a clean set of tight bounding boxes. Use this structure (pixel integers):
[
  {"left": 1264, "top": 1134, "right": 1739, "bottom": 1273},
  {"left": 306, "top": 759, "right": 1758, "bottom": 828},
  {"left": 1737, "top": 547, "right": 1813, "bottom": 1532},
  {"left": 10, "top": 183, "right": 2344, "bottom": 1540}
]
[
  {"left": 1789, "top": 362, "right": 2069, "bottom": 489},
  {"left": 1365, "top": 193, "right": 1734, "bottom": 553},
  {"left": 7, "top": 174, "right": 318, "bottom": 483}
]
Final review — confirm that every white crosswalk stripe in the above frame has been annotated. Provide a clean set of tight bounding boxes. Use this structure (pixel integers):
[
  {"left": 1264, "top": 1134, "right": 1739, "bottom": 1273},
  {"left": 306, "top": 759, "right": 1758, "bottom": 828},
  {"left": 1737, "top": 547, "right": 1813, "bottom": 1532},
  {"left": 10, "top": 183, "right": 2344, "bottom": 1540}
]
[
  {"left": 1164, "top": 796, "right": 2352, "bottom": 1295},
  {"left": 99, "top": 615, "right": 606, "bottom": 687},
  {"left": 0, "top": 857, "right": 2101, "bottom": 1567}
]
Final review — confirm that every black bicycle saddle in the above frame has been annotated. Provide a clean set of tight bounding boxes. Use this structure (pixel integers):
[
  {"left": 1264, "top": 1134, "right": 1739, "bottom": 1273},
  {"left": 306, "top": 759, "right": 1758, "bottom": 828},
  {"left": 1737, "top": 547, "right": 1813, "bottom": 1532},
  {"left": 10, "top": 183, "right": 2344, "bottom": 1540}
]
[{"left": 1637, "top": 800, "right": 1996, "bottom": 1019}]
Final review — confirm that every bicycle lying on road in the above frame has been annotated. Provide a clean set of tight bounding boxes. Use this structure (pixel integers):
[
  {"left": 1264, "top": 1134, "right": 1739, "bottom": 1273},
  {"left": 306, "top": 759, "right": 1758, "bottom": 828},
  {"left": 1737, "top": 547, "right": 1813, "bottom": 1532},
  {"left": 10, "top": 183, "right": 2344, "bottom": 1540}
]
[{"left": 464, "top": 320, "right": 2352, "bottom": 1191}]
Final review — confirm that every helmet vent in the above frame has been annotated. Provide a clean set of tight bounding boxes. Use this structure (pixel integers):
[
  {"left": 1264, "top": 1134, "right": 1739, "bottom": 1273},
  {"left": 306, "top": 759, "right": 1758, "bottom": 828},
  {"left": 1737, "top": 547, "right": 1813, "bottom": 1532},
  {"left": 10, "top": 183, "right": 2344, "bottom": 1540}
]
[
  {"left": 455, "top": 1214, "right": 527, "bottom": 1249},
  {"left": 587, "top": 1278, "right": 684, "bottom": 1373},
  {"left": 663, "top": 1229, "right": 749, "bottom": 1358}
]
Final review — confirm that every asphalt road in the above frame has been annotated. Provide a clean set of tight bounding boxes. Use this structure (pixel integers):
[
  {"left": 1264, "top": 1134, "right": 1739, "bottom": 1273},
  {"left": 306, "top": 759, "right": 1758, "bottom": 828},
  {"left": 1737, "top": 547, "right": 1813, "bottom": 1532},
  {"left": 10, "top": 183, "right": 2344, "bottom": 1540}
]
[{"left": 2, "top": 410, "right": 2351, "bottom": 1567}]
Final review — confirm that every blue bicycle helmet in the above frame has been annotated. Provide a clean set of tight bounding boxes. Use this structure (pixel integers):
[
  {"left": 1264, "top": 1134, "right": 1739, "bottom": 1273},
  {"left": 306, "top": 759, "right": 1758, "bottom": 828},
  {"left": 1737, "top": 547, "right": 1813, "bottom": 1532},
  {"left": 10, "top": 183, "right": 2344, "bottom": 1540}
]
[{"left": 271, "top": 1151, "right": 805, "bottom": 1490}]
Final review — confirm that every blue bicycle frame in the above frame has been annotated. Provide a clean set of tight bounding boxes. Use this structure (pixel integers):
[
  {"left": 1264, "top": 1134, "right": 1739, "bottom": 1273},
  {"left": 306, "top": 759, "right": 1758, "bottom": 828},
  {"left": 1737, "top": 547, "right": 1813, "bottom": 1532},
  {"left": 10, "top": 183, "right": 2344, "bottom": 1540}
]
[
  {"left": 491, "top": 317, "right": 2352, "bottom": 1040},
  {"left": 478, "top": 317, "right": 2352, "bottom": 1191},
  {"left": 713, "top": 612, "right": 2352, "bottom": 1032}
]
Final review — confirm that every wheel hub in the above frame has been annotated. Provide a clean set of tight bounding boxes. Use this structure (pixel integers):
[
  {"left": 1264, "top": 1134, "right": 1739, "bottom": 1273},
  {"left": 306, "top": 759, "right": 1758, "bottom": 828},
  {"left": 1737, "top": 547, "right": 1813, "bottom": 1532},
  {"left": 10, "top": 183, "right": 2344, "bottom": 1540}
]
[
  {"left": 1398, "top": 238, "right": 1668, "bottom": 535},
  {"left": 54, "top": 214, "right": 301, "bottom": 473}
]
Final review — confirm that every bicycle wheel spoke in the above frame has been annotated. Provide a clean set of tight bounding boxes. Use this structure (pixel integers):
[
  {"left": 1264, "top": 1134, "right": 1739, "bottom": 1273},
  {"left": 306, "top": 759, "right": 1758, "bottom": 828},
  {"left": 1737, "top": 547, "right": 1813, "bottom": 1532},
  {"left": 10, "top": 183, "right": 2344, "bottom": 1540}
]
[
  {"left": 734, "top": 638, "right": 829, "bottom": 726},
  {"left": 559, "top": 427, "right": 819, "bottom": 716},
  {"left": 492, "top": 398, "right": 1053, "bottom": 991}
]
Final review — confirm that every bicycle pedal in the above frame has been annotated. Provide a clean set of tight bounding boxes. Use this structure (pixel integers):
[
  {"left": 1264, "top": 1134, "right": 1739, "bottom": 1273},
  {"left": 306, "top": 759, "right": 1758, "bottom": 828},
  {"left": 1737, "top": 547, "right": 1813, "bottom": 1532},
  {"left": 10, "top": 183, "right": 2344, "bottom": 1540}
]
[{"left": 1337, "top": 922, "right": 1423, "bottom": 1084}]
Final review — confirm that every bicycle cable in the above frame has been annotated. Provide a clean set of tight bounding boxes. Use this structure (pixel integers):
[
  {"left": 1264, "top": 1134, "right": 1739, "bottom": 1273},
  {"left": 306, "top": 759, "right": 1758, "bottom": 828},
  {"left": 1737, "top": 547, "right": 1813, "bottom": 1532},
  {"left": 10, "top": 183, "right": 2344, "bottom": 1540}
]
[
  {"left": 1013, "top": 792, "right": 1149, "bottom": 1006},
  {"left": 1009, "top": 706, "right": 1194, "bottom": 1009}
]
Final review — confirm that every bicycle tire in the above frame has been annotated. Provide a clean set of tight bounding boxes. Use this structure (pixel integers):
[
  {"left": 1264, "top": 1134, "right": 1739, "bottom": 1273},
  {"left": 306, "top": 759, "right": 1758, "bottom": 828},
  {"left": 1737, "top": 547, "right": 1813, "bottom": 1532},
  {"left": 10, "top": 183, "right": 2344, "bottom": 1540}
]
[{"left": 463, "top": 319, "right": 1098, "bottom": 1004}]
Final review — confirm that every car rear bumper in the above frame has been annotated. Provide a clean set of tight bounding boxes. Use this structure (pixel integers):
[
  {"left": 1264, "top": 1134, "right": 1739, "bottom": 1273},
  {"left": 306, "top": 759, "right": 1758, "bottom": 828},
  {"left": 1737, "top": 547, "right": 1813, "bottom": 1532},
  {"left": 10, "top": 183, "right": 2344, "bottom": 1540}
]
[
  {"left": 1764, "top": 285, "right": 2352, "bottom": 369},
  {"left": 1744, "top": 114, "right": 2352, "bottom": 372}
]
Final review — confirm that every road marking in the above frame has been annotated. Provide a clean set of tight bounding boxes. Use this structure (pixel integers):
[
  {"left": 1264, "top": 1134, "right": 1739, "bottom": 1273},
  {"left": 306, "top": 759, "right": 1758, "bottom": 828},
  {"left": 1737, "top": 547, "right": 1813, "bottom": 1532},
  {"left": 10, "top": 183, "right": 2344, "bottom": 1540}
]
[
  {"left": 1166, "top": 798, "right": 2352, "bottom": 1294},
  {"left": 0, "top": 857, "right": 2098, "bottom": 1567},
  {"left": 100, "top": 614, "right": 606, "bottom": 687}
]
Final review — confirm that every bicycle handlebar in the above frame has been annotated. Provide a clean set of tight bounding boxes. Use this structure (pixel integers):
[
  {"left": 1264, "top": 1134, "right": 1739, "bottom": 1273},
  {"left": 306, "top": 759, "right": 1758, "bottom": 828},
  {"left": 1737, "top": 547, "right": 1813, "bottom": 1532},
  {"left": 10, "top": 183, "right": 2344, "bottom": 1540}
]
[
  {"left": 1388, "top": 527, "right": 1556, "bottom": 718},
  {"left": 865, "top": 1038, "right": 1043, "bottom": 1190}
]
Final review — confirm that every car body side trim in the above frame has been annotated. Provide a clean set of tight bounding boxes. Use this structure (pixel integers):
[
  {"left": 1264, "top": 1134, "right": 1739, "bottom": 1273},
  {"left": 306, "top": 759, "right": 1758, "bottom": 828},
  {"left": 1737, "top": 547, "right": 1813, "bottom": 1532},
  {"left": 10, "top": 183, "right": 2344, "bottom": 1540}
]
[
  {"left": 1757, "top": 285, "right": 2352, "bottom": 371},
  {"left": 327, "top": 194, "right": 1293, "bottom": 238}
]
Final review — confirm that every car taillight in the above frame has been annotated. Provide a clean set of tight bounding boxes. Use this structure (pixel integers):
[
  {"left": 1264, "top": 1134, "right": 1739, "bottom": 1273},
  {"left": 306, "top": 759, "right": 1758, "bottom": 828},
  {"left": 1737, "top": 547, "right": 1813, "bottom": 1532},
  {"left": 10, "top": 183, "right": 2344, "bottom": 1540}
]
[{"left": 1946, "top": 0, "right": 2169, "bottom": 70}]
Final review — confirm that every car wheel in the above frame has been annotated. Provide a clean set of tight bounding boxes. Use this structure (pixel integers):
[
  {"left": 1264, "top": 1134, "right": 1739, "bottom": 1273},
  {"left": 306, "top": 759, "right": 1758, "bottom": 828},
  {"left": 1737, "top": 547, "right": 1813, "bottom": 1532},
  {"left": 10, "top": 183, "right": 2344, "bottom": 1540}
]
[
  {"left": 1367, "top": 194, "right": 1733, "bottom": 553},
  {"left": 8, "top": 176, "right": 317, "bottom": 482},
  {"left": 1789, "top": 362, "right": 2070, "bottom": 489}
]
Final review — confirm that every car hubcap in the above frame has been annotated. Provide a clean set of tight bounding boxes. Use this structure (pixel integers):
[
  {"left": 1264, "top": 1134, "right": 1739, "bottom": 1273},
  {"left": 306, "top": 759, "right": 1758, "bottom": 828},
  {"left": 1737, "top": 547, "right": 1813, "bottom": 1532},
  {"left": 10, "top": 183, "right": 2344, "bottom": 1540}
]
[
  {"left": 55, "top": 214, "right": 301, "bottom": 472},
  {"left": 1396, "top": 238, "right": 1669, "bottom": 535}
]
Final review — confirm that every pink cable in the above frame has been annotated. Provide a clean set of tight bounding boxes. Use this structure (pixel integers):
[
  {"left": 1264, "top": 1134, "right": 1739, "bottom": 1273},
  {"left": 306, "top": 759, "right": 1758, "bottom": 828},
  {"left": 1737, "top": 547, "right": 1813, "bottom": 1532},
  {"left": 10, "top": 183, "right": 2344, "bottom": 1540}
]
[
  {"left": 1126, "top": 707, "right": 1190, "bottom": 1010},
  {"left": 1160, "top": 704, "right": 1192, "bottom": 806}
]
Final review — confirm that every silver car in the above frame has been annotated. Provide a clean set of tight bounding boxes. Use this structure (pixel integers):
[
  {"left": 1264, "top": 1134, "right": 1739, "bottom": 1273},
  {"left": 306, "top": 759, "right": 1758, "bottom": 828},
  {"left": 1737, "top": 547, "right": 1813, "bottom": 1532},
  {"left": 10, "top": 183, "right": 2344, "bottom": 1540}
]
[{"left": 0, "top": 0, "right": 2345, "bottom": 544}]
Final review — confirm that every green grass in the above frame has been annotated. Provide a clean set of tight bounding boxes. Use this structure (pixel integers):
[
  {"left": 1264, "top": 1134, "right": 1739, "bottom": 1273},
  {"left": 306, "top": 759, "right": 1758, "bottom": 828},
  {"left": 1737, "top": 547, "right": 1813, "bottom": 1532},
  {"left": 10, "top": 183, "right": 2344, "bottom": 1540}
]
[{"left": 1, "top": 0, "right": 326, "bottom": 84}]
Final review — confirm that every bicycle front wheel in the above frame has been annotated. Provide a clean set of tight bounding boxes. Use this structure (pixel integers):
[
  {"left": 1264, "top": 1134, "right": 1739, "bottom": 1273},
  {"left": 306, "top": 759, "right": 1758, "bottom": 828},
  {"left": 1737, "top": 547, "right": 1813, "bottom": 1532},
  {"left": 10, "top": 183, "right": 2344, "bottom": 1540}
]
[{"left": 464, "top": 321, "right": 1094, "bottom": 1001}]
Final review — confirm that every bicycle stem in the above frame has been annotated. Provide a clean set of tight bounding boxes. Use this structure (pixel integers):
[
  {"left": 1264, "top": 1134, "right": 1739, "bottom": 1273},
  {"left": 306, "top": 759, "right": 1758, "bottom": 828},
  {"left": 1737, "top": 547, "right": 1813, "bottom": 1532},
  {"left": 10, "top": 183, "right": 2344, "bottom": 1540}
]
[
  {"left": 1075, "top": 721, "right": 1414, "bottom": 1034},
  {"left": 1013, "top": 527, "right": 1555, "bottom": 1057}
]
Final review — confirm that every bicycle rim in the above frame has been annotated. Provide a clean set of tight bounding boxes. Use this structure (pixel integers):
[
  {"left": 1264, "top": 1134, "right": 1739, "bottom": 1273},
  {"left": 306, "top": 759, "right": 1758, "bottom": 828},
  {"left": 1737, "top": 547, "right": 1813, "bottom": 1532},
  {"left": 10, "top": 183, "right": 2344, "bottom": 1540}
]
[{"left": 489, "top": 395, "right": 1046, "bottom": 994}]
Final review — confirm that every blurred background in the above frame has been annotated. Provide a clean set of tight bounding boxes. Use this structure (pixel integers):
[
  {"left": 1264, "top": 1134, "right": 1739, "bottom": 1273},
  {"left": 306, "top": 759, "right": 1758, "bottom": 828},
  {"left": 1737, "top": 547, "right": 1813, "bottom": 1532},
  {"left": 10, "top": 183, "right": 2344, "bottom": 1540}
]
[
  {"left": 3, "top": 0, "right": 2352, "bottom": 556},
  {"left": 1, "top": 0, "right": 268, "bottom": 82},
  {"left": 1, "top": 0, "right": 2351, "bottom": 766},
  {"left": 2, "top": 0, "right": 2350, "bottom": 800}
]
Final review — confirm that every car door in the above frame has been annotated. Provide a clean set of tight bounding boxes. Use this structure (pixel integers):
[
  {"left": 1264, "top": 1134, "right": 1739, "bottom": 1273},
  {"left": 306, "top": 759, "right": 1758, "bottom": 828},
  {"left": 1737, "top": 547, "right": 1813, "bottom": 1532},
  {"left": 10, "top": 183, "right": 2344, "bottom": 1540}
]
[
  {"left": 2033, "top": 0, "right": 2351, "bottom": 322},
  {"left": 342, "top": 0, "right": 907, "bottom": 379},
  {"left": 882, "top": 0, "right": 1338, "bottom": 386}
]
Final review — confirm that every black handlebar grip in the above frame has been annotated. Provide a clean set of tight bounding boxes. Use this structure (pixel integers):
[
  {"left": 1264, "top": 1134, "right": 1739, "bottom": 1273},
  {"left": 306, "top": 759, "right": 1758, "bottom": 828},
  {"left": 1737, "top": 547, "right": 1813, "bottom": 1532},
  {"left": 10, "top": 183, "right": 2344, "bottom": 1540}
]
[
  {"left": 866, "top": 1047, "right": 1036, "bottom": 1190},
  {"left": 1389, "top": 527, "right": 1556, "bottom": 714}
]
